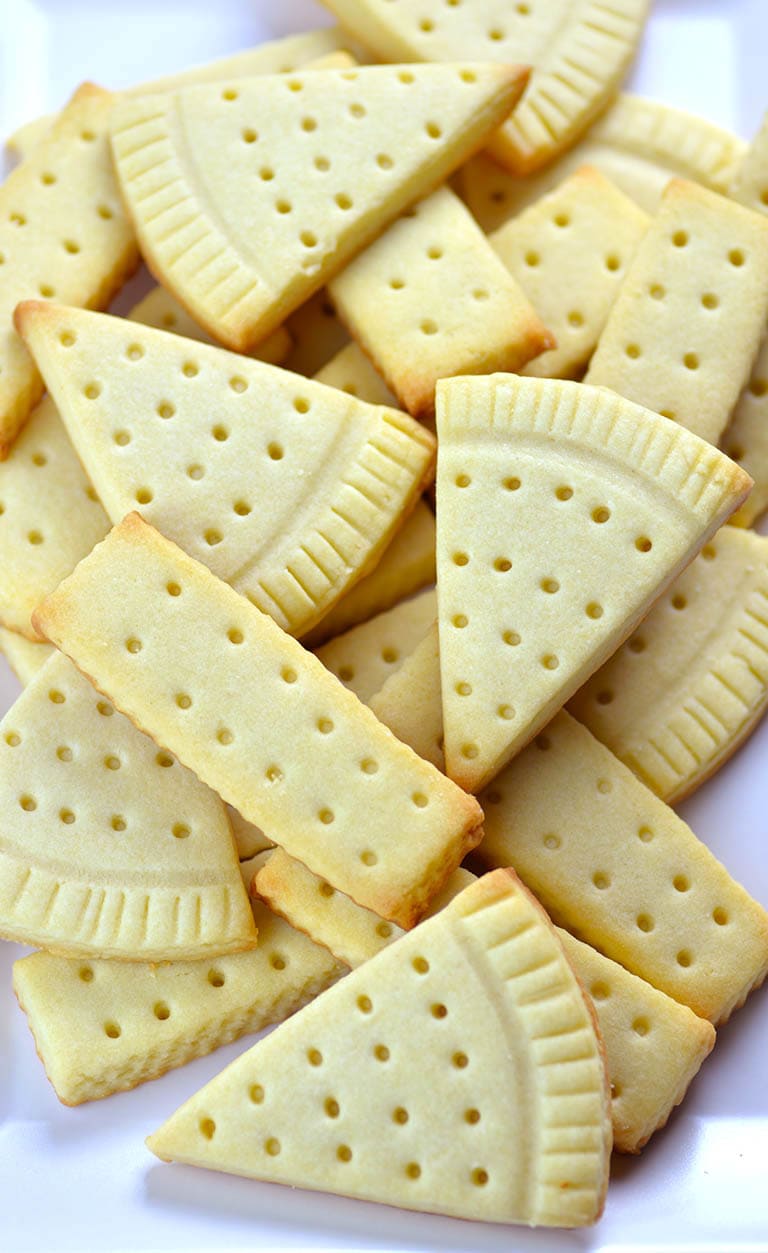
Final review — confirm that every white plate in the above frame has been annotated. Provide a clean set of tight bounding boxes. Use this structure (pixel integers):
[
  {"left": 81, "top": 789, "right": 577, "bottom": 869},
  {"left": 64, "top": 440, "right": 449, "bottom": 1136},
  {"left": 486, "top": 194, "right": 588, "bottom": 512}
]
[{"left": 1, "top": 2, "right": 768, "bottom": 1249}]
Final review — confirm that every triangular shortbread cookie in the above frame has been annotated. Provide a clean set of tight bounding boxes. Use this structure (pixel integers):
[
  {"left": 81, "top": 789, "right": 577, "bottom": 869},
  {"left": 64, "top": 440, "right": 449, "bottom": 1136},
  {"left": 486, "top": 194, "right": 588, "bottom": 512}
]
[
  {"left": 322, "top": 0, "right": 649, "bottom": 174},
  {"left": 148, "top": 869, "right": 611, "bottom": 1227},
  {"left": 109, "top": 64, "right": 527, "bottom": 350},
  {"left": 569, "top": 527, "right": 768, "bottom": 802},
  {"left": 0, "top": 651, "right": 256, "bottom": 959},
  {"left": 17, "top": 303, "right": 435, "bottom": 638},
  {"left": 436, "top": 375, "right": 751, "bottom": 792}
]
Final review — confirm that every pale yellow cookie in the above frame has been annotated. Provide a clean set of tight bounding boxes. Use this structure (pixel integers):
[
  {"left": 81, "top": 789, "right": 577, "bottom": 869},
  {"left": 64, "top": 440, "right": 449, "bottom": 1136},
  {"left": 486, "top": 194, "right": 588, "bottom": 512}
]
[
  {"left": 722, "top": 331, "right": 768, "bottom": 526},
  {"left": 302, "top": 499, "right": 435, "bottom": 648},
  {"left": 477, "top": 711, "right": 768, "bottom": 1025},
  {"left": 730, "top": 110, "right": 768, "bottom": 216},
  {"left": 254, "top": 851, "right": 715, "bottom": 1154},
  {"left": 329, "top": 187, "right": 554, "bottom": 417},
  {"left": 0, "top": 627, "right": 52, "bottom": 686},
  {"left": 459, "top": 95, "right": 746, "bottom": 233},
  {"left": 369, "top": 622, "right": 444, "bottom": 770},
  {"left": 227, "top": 806, "right": 274, "bottom": 861},
  {"left": 490, "top": 167, "right": 649, "bottom": 379},
  {"left": 128, "top": 286, "right": 291, "bottom": 365},
  {"left": 316, "top": 588, "right": 435, "bottom": 702},
  {"left": 322, "top": 0, "right": 649, "bottom": 175},
  {"left": 585, "top": 179, "right": 768, "bottom": 445},
  {"left": 13, "top": 865, "right": 342, "bottom": 1105},
  {"left": 315, "top": 342, "right": 397, "bottom": 408},
  {"left": 148, "top": 869, "right": 611, "bottom": 1228},
  {"left": 0, "top": 650, "right": 255, "bottom": 959},
  {"left": 18, "top": 302, "right": 435, "bottom": 639},
  {"left": 0, "top": 84, "right": 139, "bottom": 455},
  {"left": 436, "top": 375, "right": 751, "bottom": 792},
  {"left": 109, "top": 64, "right": 528, "bottom": 351},
  {"left": 283, "top": 290, "right": 350, "bottom": 377},
  {"left": 569, "top": 527, "right": 768, "bottom": 803},
  {"left": 34, "top": 514, "right": 484, "bottom": 929}
]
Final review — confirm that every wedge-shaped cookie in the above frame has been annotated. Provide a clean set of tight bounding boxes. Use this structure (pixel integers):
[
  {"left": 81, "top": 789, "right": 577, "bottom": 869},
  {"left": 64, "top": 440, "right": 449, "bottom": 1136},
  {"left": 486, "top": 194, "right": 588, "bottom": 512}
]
[
  {"left": 722, "top": 331, "right": 768, "bottom": 526},
  {"left": 284, "top": 290, "right": 349, "bottom": 376},
  {"left": 369, "top": 622, "right": 444, "bottom": 770},
  {"left": 436, "top": 375, "right": 751, "bottom": 793},
  {"left": 0, "top": 394, "right": 108, "bottom": 639},
  {"left": 110, "top": 64, "right": 527, "bottom": 351},
  {"left": 13, "top": 858, "right": 342, "bottom": 1106},
  {"left": 128, "top": 285, "right": 291, "bottom": 365},
  {"left": 585, "top": 180, "right": 768, "bottom": 445},
  {"left": 491, "top": 167, "right": 649, "bottom": 380},
  {"left": 477, "top": 712, "right": 768, "bottom": 1025},
  {"left": 302, "top": 498, "right": 435, "bottom": 648},
  {"left": 0, "top": 627, "right": 52, "bottom": 686},
  {"left": 255, "top": 853, "right": 715, "bottom": 1154},
  {"left": 316, "top": 588, "right": 435, "bottom": 702},
  {"left": 459, "top": 96, "right": 746, "bottom": 233},
  {"left": 35, "top": 515, "right": 483, "bottom": 928},
  {"left": 0, "top": 651, "right": 255, "bottom": 959},
  {"left": 18, "top": 303, "right": 435, "bottom": 638},
  {"left": 5, "top": 28, "right": 365, "bottom": 161},
  {"left": 315, "top": 342, "right": 398, "bottom": 408},
  {"left": 255, "top": 848, "right": 473, "bottom": 970},
  {"left": 329, "top": 187, "right": 553, "bottom": 417},
  {"left": 0, "top": 85, "right": 139, "bottom": 455},
  {"left": 570, "top": 527, "right": 768, "bottom": 803},
  {"left": 148, "top": 869, "right": 611, "bottom": 1227},
  {"left": 322, "top": 0, "right": 649, "bottom": 175}
]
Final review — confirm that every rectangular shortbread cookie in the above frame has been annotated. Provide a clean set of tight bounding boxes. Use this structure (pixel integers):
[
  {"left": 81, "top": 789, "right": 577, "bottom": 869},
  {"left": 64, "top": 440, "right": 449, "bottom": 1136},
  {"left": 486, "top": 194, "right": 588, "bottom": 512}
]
[
  {"left": 315, "top": 342, "right": 398, "bottom": 408},
  {"left": 34, "top": 514, "right": 483, "bottom": 929}
]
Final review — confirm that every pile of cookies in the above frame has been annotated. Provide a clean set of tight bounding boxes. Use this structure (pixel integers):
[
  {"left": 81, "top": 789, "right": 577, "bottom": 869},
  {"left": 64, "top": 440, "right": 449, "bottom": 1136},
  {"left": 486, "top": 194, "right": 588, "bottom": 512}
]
[{"left": 1, "top": 0, "right": 768, "bottom": 1232}]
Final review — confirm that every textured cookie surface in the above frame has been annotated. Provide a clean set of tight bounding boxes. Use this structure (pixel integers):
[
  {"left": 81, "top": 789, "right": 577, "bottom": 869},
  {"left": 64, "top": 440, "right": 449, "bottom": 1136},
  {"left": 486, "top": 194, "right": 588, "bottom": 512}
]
[
  {"left": 722, "top": 330, "right": 768, "bottom": 526},
  {"left": 316, "top": 587, "right": 435, "bottom": 702},
  {"left": 329, "top": 187, "right": 553, "bottom": 416},
  {"left": 435, "top": 375, "right": 751, "bottom": 792},
  {"left": 18, "top": 303, "right": 435, "bottom": 638},
  {"left": 0, "top": 628, "right": 53, "bottom": 686},
  {"left": 0, "top": 651, "right": 255, "bottom": 959},
  {"left": 34, "top": 515, "right": 483, "bottom": 929},
  {"left": 148, "top": 869, "right": 611, "bottom": 1227},
  {"left": 570, "top": 527, "right": 768, "bottom": 803},
  {"left": 369, "top": 622, "right": 444, "bottom": 770},
  {"left": 109, "top": 64, "right": 527, "bottom": 349},
  {"left": 476, "top": 712, "right": 768, "bottom": 1025},
  {"left": 315, "top": 342, "right": 398, "bottom": 408},
  {"left": 128, "top": 286, "right": 291, "bottom": 365},
  {"left": 491, "top": 166, "right": 649, "bottom": 379},
  {"left": 585, "top": 179, "right": 768, "bottom": 445},
  {"left": 323, "top": 0, "right": 649, "bottom": 174},
  {"left": 730, "top": 110, "right": 768, "bottom": 216}
]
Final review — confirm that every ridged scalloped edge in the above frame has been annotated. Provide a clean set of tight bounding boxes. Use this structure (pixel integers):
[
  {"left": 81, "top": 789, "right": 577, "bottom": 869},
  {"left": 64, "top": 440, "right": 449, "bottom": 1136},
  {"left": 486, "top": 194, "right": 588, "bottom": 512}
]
[
  {"left": 0, "top": 847, "right": 256, "bottom": 960},
  {"left": 437, "top": 376, "right": 752, "bottom": 525}
]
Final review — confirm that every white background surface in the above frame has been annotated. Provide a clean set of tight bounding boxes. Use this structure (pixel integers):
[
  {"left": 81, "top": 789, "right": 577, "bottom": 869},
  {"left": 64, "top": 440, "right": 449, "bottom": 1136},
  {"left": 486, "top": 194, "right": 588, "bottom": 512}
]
[{"left": 1, "top": 1, "right": 768, "bottom": 1250}]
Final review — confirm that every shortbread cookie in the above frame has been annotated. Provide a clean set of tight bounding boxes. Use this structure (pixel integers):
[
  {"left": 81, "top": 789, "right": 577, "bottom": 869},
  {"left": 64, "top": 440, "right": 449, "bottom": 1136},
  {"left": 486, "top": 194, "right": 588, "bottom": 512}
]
[
  {"left": 0, "top": 85, "right": 139, "bottom": 455},
  {"left": 284, "top": 291, "right": 349, "bottom": 377},
  {"left": 459, "top": 96, "right": 746, "bottom": 233},
  {"left": 436, "top": 375, "right": 751, "bottom": 792},
  {"left": 18, "top": 303, "right": 435, "bottom": 638},
  {"left": 110, "top": 64, "right": 528, "bottom": 351},
  {"left": 315, "top": 342, "right": 398, "bottom": 408},
  {"left": 5, "top": 28, "right": 366, "bottom": 161},
  {"left": 227, "top": 806, "right": 273, "bottom": 861},
  {"left": 490, "top": 167, "right": 649, "bottom": 379},
  {"left": 254, "top": 851, "right": 714, "bottom": 1154},
  {"left": 13, "top": 867, "right": 342, "bottom": 1105},
  {"left": 329, "top": 187, "right": 553, "bottom": 417},
  {"left": 0, "top": 627, "right": 52, "bottom": 686},
  {"left": 369, "top": 623, "right": 443, "bottom": 769},
  {"left": 477, "top": 712, "right": 768, "bottom": 1025},
  {"left": 558, "top": 930, "right": 715, "bottom": 1153},
  {"left": 569, "top": 527, "right": 768, "bottom": 803},
  {"left": 35, "top": 515, "right": 484, "bottom": 929},
  {"left": 148, "top": 869, "right": 611, "bottom": 1227},
  {"left": 255, "top": 848, "right": 473, "bottom": 969},
  {"left": 722, "top": 331, "right": 768, "bottom": 526},
  {"left": 322, "top": 0, "right": 649, "bottom": 175},
  {"left": 0, "top": 395, "right": 109, "bottom": 639},
  {"left": 316, "top": 588, "right": 436, "bottom": 702},
  {"left": 0, "top": 650, "right": 256, "bottom": 959},
  {"left": 730, "top": 110, "right": 768, "bottom": 216},
  {"left": 302, "top": 499, "right": 435, "bottom": 648},
  {"left": 585, "top": 180, "right": 768, "bottom": 445},
  {"left": 128, "top": 286, "right": 291, "bottom": 365}
]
